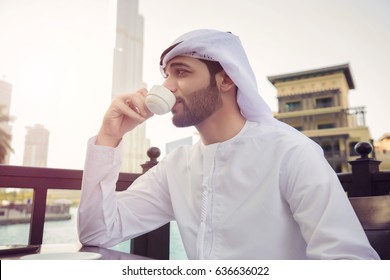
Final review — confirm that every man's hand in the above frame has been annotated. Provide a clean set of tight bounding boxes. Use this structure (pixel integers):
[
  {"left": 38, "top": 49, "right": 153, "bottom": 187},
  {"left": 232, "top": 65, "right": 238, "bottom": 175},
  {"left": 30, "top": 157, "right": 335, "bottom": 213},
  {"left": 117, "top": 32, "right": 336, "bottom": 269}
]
[{"left": 96, "top": 88, "right": 154, "bottom": 147}]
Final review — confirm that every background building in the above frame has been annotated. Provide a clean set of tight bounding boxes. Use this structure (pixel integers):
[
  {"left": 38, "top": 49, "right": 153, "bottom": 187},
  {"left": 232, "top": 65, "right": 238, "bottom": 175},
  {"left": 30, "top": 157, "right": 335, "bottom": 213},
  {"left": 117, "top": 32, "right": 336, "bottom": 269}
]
[
  {"left": 111, "top": 0, "right": 150, "bottom": 173},
  {"left": 23, "top": 124, "right": 49, "bottom": 167},
  {"left": 269, "top": 64, "right": 371, "bottom": 172},
  {"left": 0, "top": 78, "right": 13, "bottom": 164},
  {"left": 374, "top": 134, "right": 390, "bottom": 171}
]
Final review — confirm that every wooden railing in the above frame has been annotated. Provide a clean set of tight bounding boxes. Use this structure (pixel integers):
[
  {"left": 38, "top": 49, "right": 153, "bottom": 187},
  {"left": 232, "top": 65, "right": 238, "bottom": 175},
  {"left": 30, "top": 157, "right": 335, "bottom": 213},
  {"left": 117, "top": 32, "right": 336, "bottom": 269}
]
[
  {"left": 337, "top": 142, "right": 390, "bottom": 197},
  {"left": 1, "top": 142, "right": 389, "bottom": 259},
  {"left": 0, "top": 147, "right": 169, "bottom": 260},
  {"left": 336, "top": 142, "right": 390, "bottom": 259}
]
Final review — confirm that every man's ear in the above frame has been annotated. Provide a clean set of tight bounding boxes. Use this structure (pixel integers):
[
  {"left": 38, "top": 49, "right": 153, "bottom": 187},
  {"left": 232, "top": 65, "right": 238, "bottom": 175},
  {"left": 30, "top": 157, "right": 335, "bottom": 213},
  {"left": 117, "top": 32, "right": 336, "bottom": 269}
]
[{"left": 219, "top": 71, "right": 236, "bottom": 92}]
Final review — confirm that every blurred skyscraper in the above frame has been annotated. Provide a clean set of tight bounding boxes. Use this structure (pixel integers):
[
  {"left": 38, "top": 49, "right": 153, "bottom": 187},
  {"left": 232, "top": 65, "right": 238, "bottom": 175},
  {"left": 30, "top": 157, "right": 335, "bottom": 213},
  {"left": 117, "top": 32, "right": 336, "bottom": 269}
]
[
  {"left": 23, "top": 124, "right": 49, "bottom": 167},
  {"left": 112, "top": 0, "right": 150, "bottom": 172}
]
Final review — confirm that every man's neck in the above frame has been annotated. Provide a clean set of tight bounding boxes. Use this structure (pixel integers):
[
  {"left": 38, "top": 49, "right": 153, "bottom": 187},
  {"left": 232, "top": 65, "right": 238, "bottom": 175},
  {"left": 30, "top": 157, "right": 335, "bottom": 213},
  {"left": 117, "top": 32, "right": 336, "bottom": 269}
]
[{"left": 195, "top": 108, "right": 246, "bottom": 145}]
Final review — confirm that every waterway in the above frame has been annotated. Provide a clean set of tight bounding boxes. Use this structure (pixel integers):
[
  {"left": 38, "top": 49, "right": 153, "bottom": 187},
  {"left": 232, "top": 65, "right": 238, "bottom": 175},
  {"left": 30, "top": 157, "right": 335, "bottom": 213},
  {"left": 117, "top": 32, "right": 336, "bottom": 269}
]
[{"left": 0, "top": 207, "right": 187, "bottom": 259}]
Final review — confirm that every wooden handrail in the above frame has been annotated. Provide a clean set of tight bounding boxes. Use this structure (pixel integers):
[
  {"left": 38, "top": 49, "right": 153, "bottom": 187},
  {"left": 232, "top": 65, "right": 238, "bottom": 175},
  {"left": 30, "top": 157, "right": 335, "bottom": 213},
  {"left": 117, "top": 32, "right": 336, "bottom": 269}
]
[
  {"left": 349, "top": 195, "right": 390, "bottom": 230},
  {"left": 1, "top": 142, "right": 390, "bottom": 259},
  {"left": 340, "top": 142, "right": 390, "bottom": 196},
  {"left": 349, "top": 195, "right": 390, "bottom": 259},
  {"left": 0, "top": 147, "right": 170, "bottom": 259},
  {"left": 0, "top": 165, "right": 141, "bottom": 245}
]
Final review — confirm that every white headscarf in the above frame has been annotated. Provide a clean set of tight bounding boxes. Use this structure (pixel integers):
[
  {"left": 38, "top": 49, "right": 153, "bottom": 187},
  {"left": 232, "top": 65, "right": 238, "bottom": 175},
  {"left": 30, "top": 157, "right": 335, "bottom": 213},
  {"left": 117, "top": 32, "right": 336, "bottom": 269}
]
[{"left": 159, "top": 29, "right": 274, "bottom": 124}]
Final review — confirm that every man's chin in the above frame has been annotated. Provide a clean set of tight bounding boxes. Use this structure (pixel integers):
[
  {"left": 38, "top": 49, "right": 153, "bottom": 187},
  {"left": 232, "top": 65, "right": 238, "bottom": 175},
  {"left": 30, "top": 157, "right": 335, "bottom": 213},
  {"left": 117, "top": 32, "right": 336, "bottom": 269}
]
[{"left": 172, "top": 114, "right": 193, "bottom": 128}]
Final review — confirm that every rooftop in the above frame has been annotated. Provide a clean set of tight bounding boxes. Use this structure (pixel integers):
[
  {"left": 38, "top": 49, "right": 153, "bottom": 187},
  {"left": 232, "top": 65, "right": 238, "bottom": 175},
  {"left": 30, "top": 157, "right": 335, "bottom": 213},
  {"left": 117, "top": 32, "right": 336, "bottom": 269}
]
[{"left": 267, "top": 63, "right": 355, "bottom": 89}]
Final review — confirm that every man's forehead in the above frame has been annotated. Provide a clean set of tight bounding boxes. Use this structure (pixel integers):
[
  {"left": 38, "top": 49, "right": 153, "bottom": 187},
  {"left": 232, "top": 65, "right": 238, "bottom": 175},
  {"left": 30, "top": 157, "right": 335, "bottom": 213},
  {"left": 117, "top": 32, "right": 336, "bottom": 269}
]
[{"left": 166, "top": 56, "right": 199, "bottom": 66}]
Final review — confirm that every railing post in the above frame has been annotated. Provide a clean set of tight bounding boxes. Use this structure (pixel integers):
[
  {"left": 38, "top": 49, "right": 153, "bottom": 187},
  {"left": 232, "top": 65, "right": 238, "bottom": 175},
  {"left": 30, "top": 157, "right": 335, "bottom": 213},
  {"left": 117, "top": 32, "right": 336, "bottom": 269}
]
[
  {"left": 348, "top": 142, "right": 381, "bottom": 197},
  {"left": 141, "top": 147, "right": 161, "bottom": 173},
  {"left": 29, "top": 188, "right": 48, "bottom": 245},
  {"left": 131, "top": 147, "right": 170, "bottom": 260}
]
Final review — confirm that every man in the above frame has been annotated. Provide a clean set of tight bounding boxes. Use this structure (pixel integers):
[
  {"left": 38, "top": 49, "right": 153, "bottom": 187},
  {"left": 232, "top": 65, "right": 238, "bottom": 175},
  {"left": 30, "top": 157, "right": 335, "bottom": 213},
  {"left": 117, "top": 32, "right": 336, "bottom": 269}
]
[{"left": 78, "top": 29, "right": 379, "bottom": 259}]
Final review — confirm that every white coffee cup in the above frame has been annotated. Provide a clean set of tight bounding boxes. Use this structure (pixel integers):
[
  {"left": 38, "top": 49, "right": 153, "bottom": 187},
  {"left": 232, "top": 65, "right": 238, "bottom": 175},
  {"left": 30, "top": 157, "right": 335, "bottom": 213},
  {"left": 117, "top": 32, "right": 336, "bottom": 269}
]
[{"left": 146, "top": 85, "right": 175, "bottom": 115}]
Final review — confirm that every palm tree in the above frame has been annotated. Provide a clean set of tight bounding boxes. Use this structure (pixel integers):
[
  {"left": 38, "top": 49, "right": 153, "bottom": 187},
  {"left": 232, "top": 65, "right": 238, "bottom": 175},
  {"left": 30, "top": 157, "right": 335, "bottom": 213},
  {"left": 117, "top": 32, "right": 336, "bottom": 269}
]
[{"left": 0, "top": 105, "right": 13, "bottom": 164}]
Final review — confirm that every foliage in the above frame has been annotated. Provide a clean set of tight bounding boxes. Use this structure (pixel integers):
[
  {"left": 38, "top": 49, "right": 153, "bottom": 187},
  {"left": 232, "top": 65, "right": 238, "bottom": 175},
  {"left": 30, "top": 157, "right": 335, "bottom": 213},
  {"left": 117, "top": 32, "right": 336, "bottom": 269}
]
[{"left": 0, "top": 105, "right": 13, "bottom": 164}]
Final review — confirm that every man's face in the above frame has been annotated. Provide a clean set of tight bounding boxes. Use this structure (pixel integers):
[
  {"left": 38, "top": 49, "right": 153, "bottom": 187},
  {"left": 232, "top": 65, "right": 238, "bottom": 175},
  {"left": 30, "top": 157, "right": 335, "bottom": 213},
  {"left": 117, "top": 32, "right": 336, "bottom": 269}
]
[{"left": 163, "top": 56, "right": 223, "bottom": 127}]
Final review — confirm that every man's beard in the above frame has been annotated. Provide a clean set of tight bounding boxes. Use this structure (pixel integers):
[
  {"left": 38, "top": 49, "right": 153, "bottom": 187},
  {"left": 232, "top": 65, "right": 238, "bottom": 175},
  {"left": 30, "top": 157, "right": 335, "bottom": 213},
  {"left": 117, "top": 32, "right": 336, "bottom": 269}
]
[{"left": 172, "top": 80, "right": 223, "bottom": 128}]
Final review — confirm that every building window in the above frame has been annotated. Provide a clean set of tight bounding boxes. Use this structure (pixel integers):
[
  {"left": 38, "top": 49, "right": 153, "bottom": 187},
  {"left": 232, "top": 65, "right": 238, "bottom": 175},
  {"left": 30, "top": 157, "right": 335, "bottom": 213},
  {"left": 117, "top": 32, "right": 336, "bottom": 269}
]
[
  {"left": 316, "top": 97, "right": 333, "bottom": 108},
  {"left": 320, "top": 142, "right": 340, "bottom": 157},
  {"left": 318, "top": 123, "right": 335, "bottom": 129},
  {"left": 349, "top": 141, "right": 360, "bottom": 156},
  {"left": 285, "top": 101, "right": 301, "bottom": 112},
  {"left": 293, "top": 126, "right": 303, "bottom": 131},
  {"left": 322, "top": 143, "right": 332, "bottom": 156},
  {"left": 334, "top": 164, "right": 342, "bottom": 173}
]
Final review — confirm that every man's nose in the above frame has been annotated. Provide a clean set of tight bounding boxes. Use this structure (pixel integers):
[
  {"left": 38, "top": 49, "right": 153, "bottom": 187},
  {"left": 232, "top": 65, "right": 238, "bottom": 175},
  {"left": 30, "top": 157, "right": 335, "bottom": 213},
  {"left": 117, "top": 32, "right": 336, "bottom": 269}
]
[{"left": 162, "top": 78, "right": 177, "bottom": 94}]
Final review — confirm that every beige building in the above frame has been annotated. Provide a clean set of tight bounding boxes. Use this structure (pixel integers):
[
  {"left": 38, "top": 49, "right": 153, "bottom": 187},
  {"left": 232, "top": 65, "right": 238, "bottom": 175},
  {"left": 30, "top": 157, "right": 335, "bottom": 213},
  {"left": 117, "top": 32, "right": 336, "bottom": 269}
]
[
  {"left": 268, "top": 64, "right": 371, "bottom": 172},
  {"left": 0, "top": 79, "right": 13, "bottom": 164},
  {"left": 374, "top": 134, "right": 390, "bottom": 171},
  {"left": 23, "top": 124, "right": 49, "bottom": 167}
]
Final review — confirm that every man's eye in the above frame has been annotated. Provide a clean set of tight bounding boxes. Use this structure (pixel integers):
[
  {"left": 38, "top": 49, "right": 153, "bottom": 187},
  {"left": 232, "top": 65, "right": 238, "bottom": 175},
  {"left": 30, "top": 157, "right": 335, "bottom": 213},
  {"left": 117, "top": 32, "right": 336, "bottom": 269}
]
[{"left": 176, "top": 69, "right": 187, "bottom": 76}]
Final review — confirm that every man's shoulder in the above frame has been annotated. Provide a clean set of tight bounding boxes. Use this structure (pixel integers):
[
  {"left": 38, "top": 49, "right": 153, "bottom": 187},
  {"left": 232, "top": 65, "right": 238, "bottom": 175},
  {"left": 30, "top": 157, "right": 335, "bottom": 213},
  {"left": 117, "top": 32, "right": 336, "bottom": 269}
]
[
  {"left": 241, "top": 120, "right": 323, "bottom": 156},
  {"left": 244, "top": 120, "right": 312, "bottom": 143},
  {"left": 161, "top": 143, "right": 198, "bottom": 161}
]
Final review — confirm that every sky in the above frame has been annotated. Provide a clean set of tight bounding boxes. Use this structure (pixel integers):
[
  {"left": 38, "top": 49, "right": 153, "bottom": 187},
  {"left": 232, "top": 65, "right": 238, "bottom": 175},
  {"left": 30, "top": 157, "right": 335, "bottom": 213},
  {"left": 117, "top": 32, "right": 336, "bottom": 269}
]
[{"left": 0, "top": 0, "right": 389, "bottom": 169}]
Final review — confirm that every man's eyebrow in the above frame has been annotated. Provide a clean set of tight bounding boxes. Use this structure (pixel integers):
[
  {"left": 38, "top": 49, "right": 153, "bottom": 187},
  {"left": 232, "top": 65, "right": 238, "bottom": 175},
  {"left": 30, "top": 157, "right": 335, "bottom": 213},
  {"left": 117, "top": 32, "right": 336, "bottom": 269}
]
[
  {"left": 167, "top": 62, "right": 192, "bottom": 69},
  {"left": 163, "top": 62, "right": 192, "bottom": 75}
]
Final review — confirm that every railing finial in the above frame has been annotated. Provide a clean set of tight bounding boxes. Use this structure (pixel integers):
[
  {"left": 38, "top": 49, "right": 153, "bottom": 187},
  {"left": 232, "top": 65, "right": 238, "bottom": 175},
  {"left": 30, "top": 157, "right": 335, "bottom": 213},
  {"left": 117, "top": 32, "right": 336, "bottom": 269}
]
[
  {"left": 141, "top": 147, "right": 161, "bottom": 173},
  {"left": 354, "top": 142, "right": 373, "bottom": 160},
  {"left": 147, "top": 147, "right": 160, "bottom": 164}
]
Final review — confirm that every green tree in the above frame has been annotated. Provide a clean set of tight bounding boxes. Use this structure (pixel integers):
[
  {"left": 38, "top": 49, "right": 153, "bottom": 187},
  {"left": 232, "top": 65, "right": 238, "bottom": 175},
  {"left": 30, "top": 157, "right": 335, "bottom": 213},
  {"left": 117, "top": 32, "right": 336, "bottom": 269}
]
[{"left": 0, "top": 105, "right": 13, "bottom": 164}]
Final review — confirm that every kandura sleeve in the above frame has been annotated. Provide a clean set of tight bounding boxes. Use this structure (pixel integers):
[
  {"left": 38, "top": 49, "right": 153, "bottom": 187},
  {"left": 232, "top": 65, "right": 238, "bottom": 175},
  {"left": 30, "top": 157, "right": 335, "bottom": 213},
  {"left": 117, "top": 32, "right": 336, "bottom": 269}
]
[
  {"left": 280, "top": 142, "right": 380, "bottom": 260},
  {"left": 77, "top": 136, "right": 174, "bottom": 248}
]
